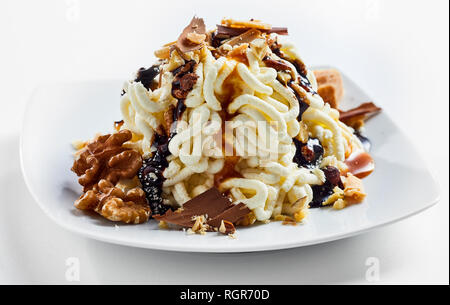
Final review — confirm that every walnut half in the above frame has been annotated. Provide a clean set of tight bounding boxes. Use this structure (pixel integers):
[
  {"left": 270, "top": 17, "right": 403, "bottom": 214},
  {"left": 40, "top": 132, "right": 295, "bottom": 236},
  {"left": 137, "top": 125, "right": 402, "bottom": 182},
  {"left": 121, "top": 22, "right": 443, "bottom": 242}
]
[
  {"left": 75, "top": 180, "right": 150, "bottom": 224},
  {"left": 72, "top": 130, "right": 142, "bottom": 192}
]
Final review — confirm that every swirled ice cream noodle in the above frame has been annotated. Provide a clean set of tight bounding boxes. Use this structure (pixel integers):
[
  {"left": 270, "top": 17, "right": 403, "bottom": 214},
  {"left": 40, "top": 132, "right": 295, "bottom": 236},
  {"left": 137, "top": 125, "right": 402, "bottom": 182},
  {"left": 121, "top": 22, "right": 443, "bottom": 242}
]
[{"left": 124, "top": 24, "right": 367, "bottom": 221}]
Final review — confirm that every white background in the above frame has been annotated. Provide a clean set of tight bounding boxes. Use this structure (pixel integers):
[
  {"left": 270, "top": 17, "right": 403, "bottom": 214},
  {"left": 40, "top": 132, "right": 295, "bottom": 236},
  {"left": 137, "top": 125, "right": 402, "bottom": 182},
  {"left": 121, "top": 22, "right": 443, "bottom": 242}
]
[{"left": 0, "top": 0, "right": 448, "bottom": 284}]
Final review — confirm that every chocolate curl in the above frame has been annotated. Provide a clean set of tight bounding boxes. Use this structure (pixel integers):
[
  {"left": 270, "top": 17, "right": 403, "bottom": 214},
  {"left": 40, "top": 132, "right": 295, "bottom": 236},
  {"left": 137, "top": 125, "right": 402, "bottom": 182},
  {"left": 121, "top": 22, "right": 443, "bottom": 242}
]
[
  {"left": 216, "top": 24, "right": 288, "bottom": 38},
  {"left": 176, "top": 17, "right": 207, "bottom": 53},
  {"left": 339, "top": 102, "right": 382, "bottom": 122}
]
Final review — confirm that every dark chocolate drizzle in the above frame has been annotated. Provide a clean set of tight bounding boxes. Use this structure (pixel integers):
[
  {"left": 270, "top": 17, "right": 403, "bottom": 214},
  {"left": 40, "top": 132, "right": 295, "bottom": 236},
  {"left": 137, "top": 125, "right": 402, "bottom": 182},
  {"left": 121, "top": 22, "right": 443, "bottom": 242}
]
[
  {"left": 135, "top": 65, "right": 160, "bottom": 90},
  {"left": 355, "top": 130, "right": 372, "bottom": 152},
  {"left": 310, "top": 166, "right": 343, "bottom": 208},
  {"left": 138, "top": 60, "right": 200, "bottom": 216},
  {"left": 138, "top": 132, "right": 174, "bottom": 216},
  {"left": 292, "top": 138, "right": 324, "bottom": 169}
]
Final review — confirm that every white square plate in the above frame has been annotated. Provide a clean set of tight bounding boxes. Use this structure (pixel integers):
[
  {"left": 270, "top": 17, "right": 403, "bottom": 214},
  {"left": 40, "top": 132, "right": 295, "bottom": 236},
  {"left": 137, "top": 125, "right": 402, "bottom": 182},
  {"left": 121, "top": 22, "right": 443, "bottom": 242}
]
[{"left": 20, "top": 67, "right": 440, "bottom": 253}]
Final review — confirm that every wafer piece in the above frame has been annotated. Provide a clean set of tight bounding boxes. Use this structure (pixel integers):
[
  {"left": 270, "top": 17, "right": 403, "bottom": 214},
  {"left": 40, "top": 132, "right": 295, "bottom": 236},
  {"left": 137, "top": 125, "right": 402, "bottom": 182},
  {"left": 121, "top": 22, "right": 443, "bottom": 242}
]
[{"left": 313, "top": 69, "right": 344, "bottom": 109}]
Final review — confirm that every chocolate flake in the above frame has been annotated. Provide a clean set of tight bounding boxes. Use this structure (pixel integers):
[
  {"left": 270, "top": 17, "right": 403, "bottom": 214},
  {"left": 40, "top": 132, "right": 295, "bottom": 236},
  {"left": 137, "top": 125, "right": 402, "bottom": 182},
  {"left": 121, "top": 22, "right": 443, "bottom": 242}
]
[
  {"left": 216, "top": 25, "right": 288, "bottom": 39},
  {"left": 171, "top": 60, "right": 198, "bottom": 102},
  {"left": 154, "top": 188, "right": 251, "bottom": 233},
  {"left": 339, "top": 102, "right": 382, "bottom": 122},
  {"left": 224, "top": 29, "right": 262, "bottom": 48},
  {"left": 176, "top": 17, "right": 206, "bottom": 54},
  {"left": 179, "top": 73, "right": 199, "bottom": 91},
  {"left": 263, "top": 56, "right": 292, "bottom": 71}
]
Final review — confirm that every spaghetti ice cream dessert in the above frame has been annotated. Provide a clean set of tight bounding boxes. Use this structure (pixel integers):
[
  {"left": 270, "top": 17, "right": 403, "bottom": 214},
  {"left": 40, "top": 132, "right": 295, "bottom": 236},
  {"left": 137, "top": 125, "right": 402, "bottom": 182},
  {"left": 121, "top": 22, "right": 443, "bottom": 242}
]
[{"left": 71, "top": 17, "right": 381, "bottom": 234}]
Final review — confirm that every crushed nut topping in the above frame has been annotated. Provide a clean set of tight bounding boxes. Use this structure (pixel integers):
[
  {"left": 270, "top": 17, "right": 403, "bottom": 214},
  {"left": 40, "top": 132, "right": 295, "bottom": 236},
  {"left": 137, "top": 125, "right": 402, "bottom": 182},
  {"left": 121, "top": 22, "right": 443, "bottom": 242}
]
[
  {"left": 343, "top": 173, "right": 367, "bottom": 203},
  {"left": 221, "top": 18, "right": 272, "bottom": 30},
  {"left": 187, "top": 32, "right": 207, "bottom": 45}
]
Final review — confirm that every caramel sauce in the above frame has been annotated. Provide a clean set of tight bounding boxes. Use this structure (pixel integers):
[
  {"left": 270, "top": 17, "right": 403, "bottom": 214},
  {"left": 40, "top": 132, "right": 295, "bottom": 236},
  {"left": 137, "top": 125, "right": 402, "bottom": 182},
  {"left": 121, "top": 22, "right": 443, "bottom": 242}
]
[
  {"left": 214, "top": 155, "right": 243, "bottom": 187},
  {"left": 226, "top": 44, "right": 249, "bottom": 66},
  {"left": 212, "top": 62, "right": 248, "bottom": 187},
  {"left": 218, "top": 69, "right": 245, "bottom": 114},
  {"left": 344, "top": 150, "right": 375, "bottom": 179}
]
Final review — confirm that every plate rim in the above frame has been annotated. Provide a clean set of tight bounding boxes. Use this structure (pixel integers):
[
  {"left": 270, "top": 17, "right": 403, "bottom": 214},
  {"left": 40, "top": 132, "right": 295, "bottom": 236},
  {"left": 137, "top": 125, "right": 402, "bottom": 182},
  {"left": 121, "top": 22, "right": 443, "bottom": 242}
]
[{"left": 19, "top": 75, "right": 441, "bottom": 253}]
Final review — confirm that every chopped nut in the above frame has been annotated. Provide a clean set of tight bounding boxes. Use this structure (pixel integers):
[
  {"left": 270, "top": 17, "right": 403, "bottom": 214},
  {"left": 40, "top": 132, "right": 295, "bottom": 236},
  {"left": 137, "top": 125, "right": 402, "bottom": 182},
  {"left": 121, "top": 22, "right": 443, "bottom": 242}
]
[
  {"left": 186, "top": 32, "right": 206, "bottom": 45},
  {"left": 176, "top": 17, "right": 206, "bottom": 53},
  {"left": 343, "top": 173, "right": 367, "bottom": 203},
  {"left": 296, "top": 122, "right": 309, "bottom": 143},
  {"left": 277, "top": 71, "right": 293, "bottom": 86},
  {"left": 218, "top": 220, "right": 236, "bottom": 234},
  {"left": 322, "top": 186, "right": 345, "bottom": 206},
  {"left": 274, "top": 215, "right": 297, "bottom": 226},
  {"left": 228, "top": 233, "right": 237, "bottom": 239},
  {"left": 158, "top": 221, "right": 169, "bottom": 229},
  {"left": 190, "top": 215, "right": 209, "bottom": 235},
  {"left": 221, "top": 18, "right": 272, "bottom": 30},
  {"left": 154, "top": 46, "right": 171, "bottom": 59},
  {"left": 294, "top": 209, "right": 308, "bottom": 222},
  {"left": 282, "top": 196, "right": 308, "bottom": 216},
  {"left": 219, "top": 220, "right": 227, "bottom": 234},
  {"left": 333, "top": 199, "right": 347, "bottom": 210},
  {"left": 236, "top": 211, "right": 256, "bottom": 226},
  {"left": 72, "top": 140, "right": 86, "bottom": 151}
]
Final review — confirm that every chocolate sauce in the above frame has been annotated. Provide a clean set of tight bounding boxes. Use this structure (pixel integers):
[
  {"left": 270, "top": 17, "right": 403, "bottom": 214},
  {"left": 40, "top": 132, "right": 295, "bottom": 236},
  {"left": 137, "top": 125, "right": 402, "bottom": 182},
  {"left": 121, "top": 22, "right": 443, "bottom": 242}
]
[
  {"left": 135, "top": 65, "right": 160, "bottom": 90},
  {"left": 138, "top": 60, "right": 201, "bottom": 216},
  {"left": 174, "top": 99, "right": 187, "bottom": 121},
  {"left": 292, "top": 138, "right": 324, "bottom": 169},
  {"left": 288, "top": 81, "right": 310, "bottom": 120},
  {"left": 138, "top": 132, "right": 174, "bottom": 216},
  {"left": 298, "top": 99, "right": 310, "bottom": 121},
  {"left": 355, "top": 131, "right": 371, "bottom": 152},
  {"left": 171, "top": 61, "right": 198, "bottom": 118},
  {"left": 310, "top": 166, "right": 343, "bottom": 208},
  {"left": 310, "top": 183, "right": 335, "bottom": 208},
  {"left": 269, "top": 41, "right": 316, "bottom": 95}
]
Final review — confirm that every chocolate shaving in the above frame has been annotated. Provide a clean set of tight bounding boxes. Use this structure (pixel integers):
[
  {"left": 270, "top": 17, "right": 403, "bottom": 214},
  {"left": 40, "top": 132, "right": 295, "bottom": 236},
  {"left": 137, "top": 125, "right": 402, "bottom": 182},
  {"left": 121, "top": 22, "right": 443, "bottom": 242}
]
[
  {"left": 216, "top": 25, "right": 288, "bottom": 38},
  {"left": 179, "top": 73, "right": 199, "bottom": 91},
  {"left": 171, "top": 60, "right": 196, "bottom": 76},
  {"left": 171, "top": 60, "right": 198, "bottom": 101},
  {"left": 207, "top": 203, "right": 249, "bottom": 228},
  {"left": 154, "top": 188, "right": 251, "bottom": 232},
  {"left": 339, "top": 102, "right": 382, "bottom": 122},
  {"left": 269, "top": 27, "right": 289, "bottom": 35},
  {"left": 225, "top": 29, "right": 262, "bottom": 47},
  {"left": 176, "top": 17, "right": 206, "bottom": 54},
  {"left": 263, "top": 56, "right": 292, "bottom": 71}
]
